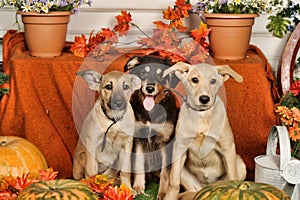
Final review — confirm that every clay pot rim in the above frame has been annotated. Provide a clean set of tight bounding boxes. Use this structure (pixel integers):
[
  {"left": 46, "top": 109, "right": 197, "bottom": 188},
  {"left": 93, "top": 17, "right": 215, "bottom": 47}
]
[
  {"left": 17, "top": 10, "right": 72, "bottom": 16},
  {"left": 204, "top": 13, "right": 259, "bottom": 19}
]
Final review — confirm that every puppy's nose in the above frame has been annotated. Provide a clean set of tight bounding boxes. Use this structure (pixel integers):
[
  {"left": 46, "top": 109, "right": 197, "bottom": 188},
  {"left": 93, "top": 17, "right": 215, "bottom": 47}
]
[
  {"left": 199, "top": 95, "right": 210, "bottom": 104},
  {"left": 146, "top": 86, "right": 155, "bottom": 94},
  {"left": 112, "top": 100, "right": 125, "bottom": 110}
]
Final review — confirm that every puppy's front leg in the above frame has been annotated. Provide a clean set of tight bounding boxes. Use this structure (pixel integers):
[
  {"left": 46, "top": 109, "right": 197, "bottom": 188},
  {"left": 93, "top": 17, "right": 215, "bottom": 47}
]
[
  {"left": 180, "top": 166, "right": 203, "bottom": 191},
  {"left": 222, "top": 143, "right": 239, "bottom": 179},
  {"left": 119, "top": 139, "right": 133, "bottom": 190},
  {"left": 85, "top": 151, "right": 98, "bottom": 178},
  {"left": 157, "top": 147, "right": 170, "bottom": 200},
  {"left": 164, "top": 142, "right": 187, "bottom": 200},
  {"left": 133, "top": 143, "right": 146, "bottom": 195},
  {"left": 218, "top": 127, "right": 240, "bottom": 180}
]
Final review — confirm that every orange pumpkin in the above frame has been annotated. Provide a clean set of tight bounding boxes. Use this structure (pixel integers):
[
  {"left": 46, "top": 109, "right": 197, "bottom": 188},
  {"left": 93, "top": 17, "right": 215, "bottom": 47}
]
[{"left": 0, "top": 136, "right": 48, "bottom": 179}]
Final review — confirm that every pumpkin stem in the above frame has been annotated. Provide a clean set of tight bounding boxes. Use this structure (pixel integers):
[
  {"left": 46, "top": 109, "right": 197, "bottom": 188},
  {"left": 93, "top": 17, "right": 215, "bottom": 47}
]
[{"left": 238, "top": 182, "right": 251, "bottom": 190}]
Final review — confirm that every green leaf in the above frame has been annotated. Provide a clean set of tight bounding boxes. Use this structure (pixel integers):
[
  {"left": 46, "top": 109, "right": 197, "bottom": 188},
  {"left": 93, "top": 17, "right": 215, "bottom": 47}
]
[
  {"left": 0, "top": 88, "right": 9, "bottom": 96},
  {"left": 0, "top": 72, "right": 9, "bottom": 85},
  {"left": 266, "top": 15, "right": 291, "bottom": 38}
]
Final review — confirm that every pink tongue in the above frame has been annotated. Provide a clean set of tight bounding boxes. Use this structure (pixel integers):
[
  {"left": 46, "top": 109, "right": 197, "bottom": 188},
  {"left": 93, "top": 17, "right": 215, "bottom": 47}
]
[{"left": 143, "top": 96, "right": 155, "bottom": 111}]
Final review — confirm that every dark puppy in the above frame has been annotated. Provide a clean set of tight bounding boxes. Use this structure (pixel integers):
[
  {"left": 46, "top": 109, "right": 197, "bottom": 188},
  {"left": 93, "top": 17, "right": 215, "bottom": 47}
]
[{"left": 124, "top": 56, "right": 179, "bottom": 199}]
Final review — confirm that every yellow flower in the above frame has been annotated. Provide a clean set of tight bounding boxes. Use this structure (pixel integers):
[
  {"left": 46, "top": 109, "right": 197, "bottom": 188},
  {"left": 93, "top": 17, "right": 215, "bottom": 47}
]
[{"left": 276, "top": 106, "right": 294, "bottom": 125}]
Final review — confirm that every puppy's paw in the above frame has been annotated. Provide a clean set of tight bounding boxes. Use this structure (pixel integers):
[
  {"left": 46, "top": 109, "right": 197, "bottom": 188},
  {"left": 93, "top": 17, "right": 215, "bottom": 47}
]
[
  {"left": 133, "top": 185, "right": 145, "bottom": 196},
  {"left": 157, "top": 192, "right": 166, "bottom": 200}
]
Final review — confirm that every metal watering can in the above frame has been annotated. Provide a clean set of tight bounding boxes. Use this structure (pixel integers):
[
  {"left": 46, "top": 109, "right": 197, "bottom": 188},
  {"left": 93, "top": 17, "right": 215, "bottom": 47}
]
[{"left": 254, "top": 126, "right": 300, "bottom": 199}]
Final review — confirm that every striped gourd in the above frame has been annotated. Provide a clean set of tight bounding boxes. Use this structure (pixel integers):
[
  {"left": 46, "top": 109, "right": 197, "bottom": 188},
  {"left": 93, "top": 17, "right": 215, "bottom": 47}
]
[
  {"left": 16, "top": 179, "right": 98, "bottom": 200},
  {"left": 0, "top": 136, "right": 48, "bottom": 179},
  {"left": 193, "top": 181, "right": 291, "bottom": 200}
]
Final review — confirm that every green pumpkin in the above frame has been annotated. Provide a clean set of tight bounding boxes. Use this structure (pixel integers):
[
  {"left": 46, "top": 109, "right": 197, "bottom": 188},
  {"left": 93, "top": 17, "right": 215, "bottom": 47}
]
[
  {"left": 17, "top": 179, "right": 98, "bottom": 200},
  {"left": 193, "top": 181, "right": 290, "bottom": 200}
]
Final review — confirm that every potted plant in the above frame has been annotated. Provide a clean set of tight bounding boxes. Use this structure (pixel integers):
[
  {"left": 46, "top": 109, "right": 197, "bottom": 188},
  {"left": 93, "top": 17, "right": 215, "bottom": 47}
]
[
  {"left": 0, "top": 0, "right": 92, "bottom": 57},
  {"left": 189, "top": 0, "right": 300, "bottom": 60},
  {"left": 267, "top": 0, "right": 300, "bottom": 38},
  {"left": 276, "top": 77, "right": 300, "bottom": 160}
]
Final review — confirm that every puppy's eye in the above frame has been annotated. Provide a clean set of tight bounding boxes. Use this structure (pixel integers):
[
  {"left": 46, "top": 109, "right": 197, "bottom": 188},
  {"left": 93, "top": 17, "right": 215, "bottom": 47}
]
[
  {"left": 192, "top": 77, "right": 198, "bottom": 83},
  {"left": 123, "top": 84, "right": 129, "bottom": 90},
  {"left": 210, "top": 78, "right": 217, "bottom": 85},
  {"left": 157, "top": 74, "right": 164, "bottom": 82},
  {"left": 105, "top": 84, "right": 112, "bottom": 90},
  {"left": 140, "top": 72, "right": 147, "bottom": 80}
]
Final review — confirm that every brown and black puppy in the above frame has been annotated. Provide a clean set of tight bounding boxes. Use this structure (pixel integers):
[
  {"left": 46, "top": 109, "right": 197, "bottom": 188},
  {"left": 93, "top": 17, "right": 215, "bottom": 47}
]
[{"left": 124, "top": 56, "right": 179, "bottom": 199}]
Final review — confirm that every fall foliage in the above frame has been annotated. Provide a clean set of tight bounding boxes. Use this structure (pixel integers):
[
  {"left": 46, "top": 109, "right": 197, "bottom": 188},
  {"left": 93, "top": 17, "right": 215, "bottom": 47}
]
[
  {"left": 81, "top": 174, "right": 133, "bottom": 200},
  {"left": 0, "top": 168, "right": 56, "bottom": 199},
  {"left": 276, "top": 80, "right": 300, "bottom": 159},
  {"left": 0, "top": 168, "right": 133, "bottom": 200},
  {"left": 70, "top": 0, "right": 210, "bottom": 64}
]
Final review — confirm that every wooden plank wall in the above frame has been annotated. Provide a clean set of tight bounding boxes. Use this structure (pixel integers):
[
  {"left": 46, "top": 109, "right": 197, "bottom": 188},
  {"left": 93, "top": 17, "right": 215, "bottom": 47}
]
[{"left": 0, "top": 0, "right": 290, "bottom": 73}]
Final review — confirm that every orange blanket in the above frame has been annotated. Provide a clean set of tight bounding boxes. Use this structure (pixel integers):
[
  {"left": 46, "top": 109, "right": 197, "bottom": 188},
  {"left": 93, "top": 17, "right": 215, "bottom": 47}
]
[{"left": 0, "top": 30, "right": 278, "bottom": 180}]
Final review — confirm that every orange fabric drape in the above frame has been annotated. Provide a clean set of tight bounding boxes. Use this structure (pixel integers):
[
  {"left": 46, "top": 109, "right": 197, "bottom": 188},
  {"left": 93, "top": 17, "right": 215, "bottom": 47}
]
[
  {"left": 0, "top": 30, "right": 278, "bottom": 180},
  {"left": 213, "top": 45, "right": 279, "bottom": 180}
]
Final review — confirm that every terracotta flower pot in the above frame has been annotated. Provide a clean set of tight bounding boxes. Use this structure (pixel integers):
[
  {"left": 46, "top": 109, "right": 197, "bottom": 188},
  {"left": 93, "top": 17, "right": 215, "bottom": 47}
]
[
  {"left": 18, "top": 11, "right": 71, "bottom": 58},
  {"left": 204, "top": 13, "right": 258, "bottom": 60}
]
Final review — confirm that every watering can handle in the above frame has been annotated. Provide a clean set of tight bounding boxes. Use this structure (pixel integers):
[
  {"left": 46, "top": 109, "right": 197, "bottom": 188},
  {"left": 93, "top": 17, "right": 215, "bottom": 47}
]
[{"left": 266, "top": 126, "right": 291, "bottom": 171}]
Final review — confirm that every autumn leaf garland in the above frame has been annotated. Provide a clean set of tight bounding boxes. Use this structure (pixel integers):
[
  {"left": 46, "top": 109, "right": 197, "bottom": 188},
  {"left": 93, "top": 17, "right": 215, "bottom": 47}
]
[
  {"left": 70, "top": 10, "right": 132, "bottom": 58},
  {"left": 70, "top": 0, "right": 210, "bottom": 64},
  {"left": 153, "top": 0, "right": 192, "bottom": 31}
]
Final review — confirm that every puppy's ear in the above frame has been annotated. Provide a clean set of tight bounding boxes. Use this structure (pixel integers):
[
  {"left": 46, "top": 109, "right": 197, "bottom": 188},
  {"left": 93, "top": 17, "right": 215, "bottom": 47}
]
[
  {"left": 163, "top": 62, "right": 191, "bottom": 81},
  {"left": 216, "top": 65, "right": 243, "bottom": 83},
  {"left": 124, "top": 56, "right": 141, "bottom": 72},
  {"left": 169, "top": 74, "right": 180, "bottom": 88},
  {"left": 163, "top": 57, "right": 175, "bottom": 66},
  {"left": 76, "top": 70, "right": 102, "bottom": 91},
  {"left": 127, "top": 74, "right": 141, "bottom": 91}
]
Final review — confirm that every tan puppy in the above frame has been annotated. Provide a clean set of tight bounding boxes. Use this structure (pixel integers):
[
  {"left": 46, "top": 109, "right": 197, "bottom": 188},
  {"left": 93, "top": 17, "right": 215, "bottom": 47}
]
[
  {"left": 73, "top": 70, "right": 141, "bottom": 191},
  {"left": 163, "top": 62, "right": 247, "bottom": 199}
]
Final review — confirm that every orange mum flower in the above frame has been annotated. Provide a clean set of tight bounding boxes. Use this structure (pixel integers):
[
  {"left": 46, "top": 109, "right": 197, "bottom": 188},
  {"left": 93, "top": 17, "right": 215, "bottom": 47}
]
[
  {"left": 291, "top": 107, "right": 300, "bottom": 122},
  {"left": 39, "top": 167, "right": 58, "bottom": 181},
  {"left": 103, "top": 184, "right": 133, "bottom": 200},
  {"left": 276, "top": 105, "right": 294, "bottom": 126},
  {"left": 289, "top": 122, "right": 300, "bottom": 141}
]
